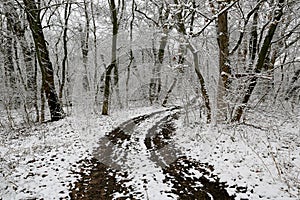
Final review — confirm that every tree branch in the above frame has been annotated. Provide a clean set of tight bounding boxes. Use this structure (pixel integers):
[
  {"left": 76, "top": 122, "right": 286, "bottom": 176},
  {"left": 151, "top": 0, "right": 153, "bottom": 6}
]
[
  {"left": 192, "top": 0, "right": 238, "bottom": 38},
  {"left": 134, "top": 5, "right": 159, "bottom": 27},
  {"left": 230, "top": 0, "right": 265, "bottom": 55}
]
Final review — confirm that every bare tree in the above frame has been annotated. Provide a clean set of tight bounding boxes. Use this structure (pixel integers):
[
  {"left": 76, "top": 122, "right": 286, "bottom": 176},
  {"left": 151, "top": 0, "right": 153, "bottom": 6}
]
[
  {"left": 102, "top": 0, "right": 125, "bottom": 115},
  {"left": 3, "top": 0, "right": 16, "bottom": 89},
  {"left": 59, "top": 0, "right": 72, "bottom": 104},
  {"left": 209, "top": 0, "right": 232, "bottom": 122},
  {"left": 168, "top": 0, "right": 212, "bottom": 122},
  {"left": 23, "top": 0, "right": 64, "bottom": 121},
  {"left": 125, "top": 0, "right": 135, "bottom": 107},
  {"left": 232, "top": 0, "right": 285, "bottom": 121},
  {"left": 149, "top": 2, "right": 169, "bottom": 104},
  {"left": 80, "top": 0, "right": 91, "bottom": 92}
]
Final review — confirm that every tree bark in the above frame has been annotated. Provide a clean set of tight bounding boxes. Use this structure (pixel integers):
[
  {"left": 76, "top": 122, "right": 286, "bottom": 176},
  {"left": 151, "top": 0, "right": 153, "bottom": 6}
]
[
  {"left": 232, "top": 0, "right": 285, "bottom": 122},
  {"left": 149, "top": 32, "right": 168, "bottom": 104},
  {"left": 91, "top": 1, "right": 100, "bottom": 109},
  {"left": 149, "top": 3, "right": 169, "bottom": 105},
  {"left": 3, "top": 2, "right": 15, "bottom": 89},
  {"left": 23, "top": 0, "right": 64, "bottom": 121},
  {"left": 172, "top": 0, "right": 211, "bottom": 122},
  {"left": 126, "top": 0, "right": 135, "bottom": 107},
  {"left": 216, "top": 1, "right": 231, "bottom": 122},
  {"left": 188, "top": 44, "right": 212, "bottom": 123},
  {"left": 102, "top": 0, "right": 124, "bottom": 114},
  {"left": 59, "top": 0, "right": 71, "bottom": 103},
  {"left": 4, "top": 0, "right": 37, "bottom": 113},
  {"left": 81, "top": 0, "right": 90, "bottom": 92},
  {"left": 162, "top": 78, "right": 177, "bottom": 106},
  {"left": 110, "top": 0, "right": 123, "bottom": 108},
  {"left": 102, "top": 64, "right": 114, "bottom": 115}
]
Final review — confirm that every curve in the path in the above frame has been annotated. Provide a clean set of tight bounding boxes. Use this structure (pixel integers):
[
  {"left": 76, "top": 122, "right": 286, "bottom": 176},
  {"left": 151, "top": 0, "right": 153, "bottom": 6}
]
[
  {"left": 143, "top": 112, "right": 235, "bottom": 200},
  {"left": 70, "top": 107, "right": 240, "bottom": 199}
]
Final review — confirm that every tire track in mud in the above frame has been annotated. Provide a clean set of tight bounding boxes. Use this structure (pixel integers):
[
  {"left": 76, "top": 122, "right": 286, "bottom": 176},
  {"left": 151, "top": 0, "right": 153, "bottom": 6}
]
[
  {"left": 70, "top": 107, "right": 238, "bottom": 199},
  {"left": 70, "top": 107, "right": 180, "bottom": 199},
  {"left": 143, "top": 112, "right": 235, "bottom": 199}
]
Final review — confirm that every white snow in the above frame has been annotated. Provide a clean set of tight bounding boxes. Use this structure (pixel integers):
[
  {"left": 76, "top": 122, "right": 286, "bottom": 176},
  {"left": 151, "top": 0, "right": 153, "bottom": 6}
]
[
  {"left": 0, "top": 105, "right": 299, "bottom": 199},
  {"left": 174, "top": 107, "right": 300, "bottom": 200},
  {"left": 0, "top": 106, "right": 168, "bottom": 199}
]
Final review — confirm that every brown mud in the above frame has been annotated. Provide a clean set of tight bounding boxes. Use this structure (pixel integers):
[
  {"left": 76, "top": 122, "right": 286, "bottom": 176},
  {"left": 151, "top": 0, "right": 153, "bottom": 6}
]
[{"left": 70, "top": 108, "right": 242, "bottom": 199}]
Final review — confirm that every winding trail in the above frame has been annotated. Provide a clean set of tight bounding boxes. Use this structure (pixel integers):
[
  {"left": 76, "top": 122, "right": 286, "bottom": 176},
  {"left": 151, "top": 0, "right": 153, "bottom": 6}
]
[{"left": 70, "top": 108, "right": 236, "bottom": 199}]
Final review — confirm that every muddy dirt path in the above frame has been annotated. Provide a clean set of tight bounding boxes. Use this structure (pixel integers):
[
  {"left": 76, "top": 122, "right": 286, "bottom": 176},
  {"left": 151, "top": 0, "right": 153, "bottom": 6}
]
[{"left": 70, "top": 108, "right": 237, "bottom": 199}]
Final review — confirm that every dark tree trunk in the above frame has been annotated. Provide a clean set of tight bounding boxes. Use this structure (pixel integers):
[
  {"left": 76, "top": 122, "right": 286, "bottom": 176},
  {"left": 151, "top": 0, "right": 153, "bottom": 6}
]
[
  {"left": 125, "top": 0, "right": 135, "bottom": 107},
  {"left": 23, "top": 0, "right": 64, "bottom": 121},
  {"left": 59, "top": 0, "right": 71, "bottom": 103},
  {"left": 4, "top": 0, "right": 36, "bottom": 109},
  {"left": 149, "top": 4, "right": 169, "bottom": 105},
  {"left": 110, "top": 0, "right": 122, "bottom": 108},
  {"left": 248, "top": 10, "right": 259, "bottom": 71},
  {"left": 188, "top": 44, "right": 212, "bottom": 123},
  {"left": 173, "top": 0, "right": 211, "bottom": 122},
  {"left": 3, "top": 6, "right": 15, "bottom": 89},
  {"left": 232, "top": 0, "right": 285, "bottom": 122},
  {"left": 34, "top": 53, "right": 39, "bottom": 122},
  {"left": 217, "top": 5, "right": 231, "bottom": 87},
  {"left": 102, "top": 64, "right": 114, "bottom": 115},
  {"left": 285, "top": 69, "right": 300, "bottom": 100},
  {"left": 101, "top": 0, "right": 124, "bottom": 114},
  {"left": 216, "top": 1, "right": 231, "bottom": 122}
]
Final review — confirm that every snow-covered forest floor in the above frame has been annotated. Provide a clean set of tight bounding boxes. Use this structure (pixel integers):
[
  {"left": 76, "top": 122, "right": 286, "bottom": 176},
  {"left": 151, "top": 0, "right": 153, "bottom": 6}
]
[
  {"left": 174, "top": 105, "right": 300, "bottom": 199},
  {"left": 0, "top": 105, "right": 299, "bottom": 199}
]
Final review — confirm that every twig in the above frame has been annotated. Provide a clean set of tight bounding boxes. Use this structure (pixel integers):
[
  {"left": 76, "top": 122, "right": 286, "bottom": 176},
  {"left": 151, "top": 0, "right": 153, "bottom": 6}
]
[
  {"left": 242, "top": 122, "right": 268, "bottom": 131},
  {"left": 192, "top": 0, "right": 238, "bottom": 38}
]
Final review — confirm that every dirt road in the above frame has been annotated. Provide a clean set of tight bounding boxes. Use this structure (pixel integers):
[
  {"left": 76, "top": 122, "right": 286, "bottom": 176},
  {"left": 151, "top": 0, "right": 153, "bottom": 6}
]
[{"left": 70, "top": 108, "right": 236, "bottom": 200}]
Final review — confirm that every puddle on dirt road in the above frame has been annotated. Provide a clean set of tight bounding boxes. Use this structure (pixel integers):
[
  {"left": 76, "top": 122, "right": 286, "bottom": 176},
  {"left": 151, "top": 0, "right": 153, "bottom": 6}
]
[{"left": 70, "top": 108, "right": 242, "bottom": 199}]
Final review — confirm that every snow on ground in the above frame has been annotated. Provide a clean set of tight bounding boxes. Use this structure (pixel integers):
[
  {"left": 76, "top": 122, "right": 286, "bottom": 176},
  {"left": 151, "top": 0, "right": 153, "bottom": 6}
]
[
  {"left": 0, "top": 104, "right": 299, "bottom": 199},
  {"left": 111, "top": 111, "right": 179, "bottom": 200},
  {"left": 0, "top": 106, "right": 167, "bottom": 199},
  {"left": 174, "top": 107, "right": 300, "bottom": 199}
]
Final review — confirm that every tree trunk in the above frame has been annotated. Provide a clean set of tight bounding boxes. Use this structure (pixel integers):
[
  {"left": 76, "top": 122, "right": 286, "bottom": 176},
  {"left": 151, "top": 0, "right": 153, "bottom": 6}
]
[
  {"left": 112, "top": 29, "right": 122, "bottom": 108},
  {"left": 162, "top": 78, "right": 177, "bottom": 106},
  {"left": 162, "top": 42, "right": 185, "bottom": 106},
  {"left": 216, "top": 1, "right": 231, "bottom": 123},
  {"left": 188, "top": 43, "right": 212, "bottom": 123},
  {"left": 23, "top": 0, "right": 64, "bottom": 121},
  {"left": 91, "top": 1, "right": 100, "bottom": 110},
  {"left": 59, "top": 0, "right": 71, "bottom": 103},
  {"left": 80, "top": 0, "right": 90, "bottom": 92},
  {"left": 102, "top": 0, "right": 124, "bottom": 114},
  {"left": 150, "top": 34, "right": 168, "bottom": 104},
  {"left": 34, "top": 53, "right": 39, "bottom": 122},
  {"left": 4, "top": 0, "right": 37, "bottom": 112},
  {"left": 232, "top": 0, "right": 285, "bottom": 122},
  {"left": 285, "top": 69, "right": 300, "bottom": 101},
  {"left": 149, "top": 4, "right": 169, "bottom": 105},
  {"left": 173, "top": 0, "right": 211, "bottom": 122},
  {"left": 102, "top": 64, "right": 114, "bottom": 115},
  {"left": 248, "top": 10, "right": 259, "bottom": 71},
  {"left": 3, "top": 15, "right": 15, "bottom": 88},
  {"left": 110, "top": 0, "right": 122, "bottom": 109},
  {"left": 126, "top": 0, "right": 135, "bottom": 108}
]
